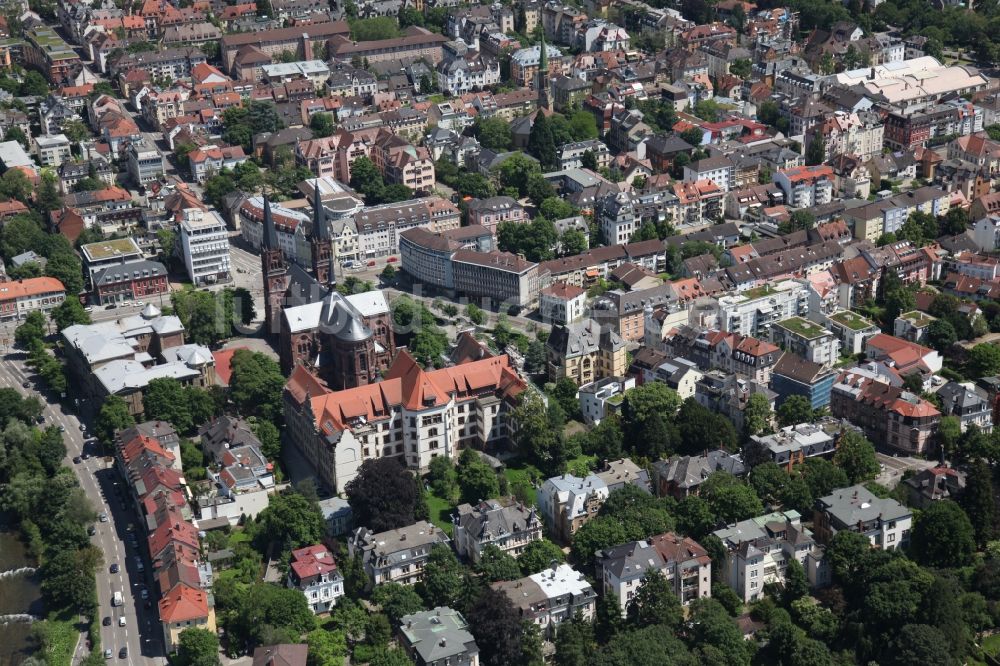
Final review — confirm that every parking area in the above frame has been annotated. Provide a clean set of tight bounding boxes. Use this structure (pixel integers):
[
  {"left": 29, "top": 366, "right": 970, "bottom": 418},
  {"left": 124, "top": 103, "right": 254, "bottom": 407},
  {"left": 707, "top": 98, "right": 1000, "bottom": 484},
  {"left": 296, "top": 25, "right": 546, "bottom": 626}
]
[{"left": 875, "top": 452, "right": 938, "bottom": 488}]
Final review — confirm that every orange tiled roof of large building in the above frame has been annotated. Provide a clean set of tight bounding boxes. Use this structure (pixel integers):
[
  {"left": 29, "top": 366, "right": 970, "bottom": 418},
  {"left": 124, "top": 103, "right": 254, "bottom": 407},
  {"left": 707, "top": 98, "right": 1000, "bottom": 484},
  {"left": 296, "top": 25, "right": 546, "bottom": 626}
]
[
  {"left": 304, "top": 351, "right": 526, "bottom": 435},
  {"left": 0, "top": 277, "right": 65, "bottom": 301}
]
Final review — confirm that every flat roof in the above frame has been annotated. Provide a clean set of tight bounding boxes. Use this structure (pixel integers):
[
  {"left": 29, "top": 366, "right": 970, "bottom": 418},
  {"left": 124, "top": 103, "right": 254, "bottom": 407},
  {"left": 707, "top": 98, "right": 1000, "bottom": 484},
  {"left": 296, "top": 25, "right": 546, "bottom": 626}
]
[
  {"left": 775, "top": 316, "right": 830, "bottom": 340},
  {"left": 81, "top": 237, "right": 143, "bottom": 262},
  {"left": 828, "top": 310, "right": 876, "bottom": 331}
]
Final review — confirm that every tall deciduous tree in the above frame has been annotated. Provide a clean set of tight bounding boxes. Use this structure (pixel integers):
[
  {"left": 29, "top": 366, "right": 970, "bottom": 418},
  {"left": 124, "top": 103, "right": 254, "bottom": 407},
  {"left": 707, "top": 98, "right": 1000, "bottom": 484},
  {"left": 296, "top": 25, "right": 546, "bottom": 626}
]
[
  {"left": 418, "top": 544, "right": 464, "bottom": 608},
  {"left": 911, "top": 500, "right": 976, "bottom": 569},
  {"left": 95, "top": 395, "right": 135, "bottom": 443},
  {"left": 626, "top": 569, "right": 683, "bottom": 629},
  {"left": 961, "top": 460, "right": 995, "bottom": 547},
  {"left": 466, "top": 587, "right": 534, "bottom": 666},
  {"left": 832, "top": 430, "right": 880, "bottom": 484},
  {"left": 175, "top": 628, "right": 220, "bottom": 666},
  {"left": 346, "top": 457, "right": 422, "bottom": 532},
  {"left": 475, "top": 544, "right": 521, "bottom": 582},
  {"left": 251, "top": 491, "right": 325, "bottom": 552}
]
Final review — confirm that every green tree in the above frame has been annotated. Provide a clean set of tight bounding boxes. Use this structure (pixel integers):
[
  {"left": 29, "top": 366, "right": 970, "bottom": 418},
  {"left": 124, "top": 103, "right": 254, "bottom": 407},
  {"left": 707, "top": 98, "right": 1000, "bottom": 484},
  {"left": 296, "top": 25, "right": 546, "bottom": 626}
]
[
  {"left": 832, "top": 430, "right": 879, "bottom": 484},
  {"left": 143, "top": 378, "right": 194, "bottom": 434},
  {"left": 95, "top": 395, "right": 134, "bottom": 443},
  {"left": 476, "top": 117, "right": 514, "bottom": 151},
  {"left": 528, "top": 113, "right": 557, "bottom": 169},
  {"left": 346, "top": 457, "right": 423, "bottom": 532},
  {"left": 174, "top": 628, "right": 220, "bottom": 666},
  {"left": 457, "top": 448, "right": 500, "bottom": 504},
  {"left": 680, "top": 127, "right": 703, "bottom": 146},
  {"left": 309, "top": 112, "right": 335, "bottom": 138},
  {"left": 418, "top": 544, "right": 464, "bottom": 608},
  {"left": 349, "top": 155, "right": 385, "bottom": 202},
  {"left": 372, "top": 582, "right": 425, "bottom": 625},
  {"left": 466, "top": 587, "right": 534, "bottom": 666},
  {"left": 476, "top": 544, "right": 521, "bottom": 582},
  {"left": 0, "top": 168, "right": 32, "bottom": 201},
  {"left": 962, "top": 460, "right": 996, "bottom": 546},
  {"left": 39, "top": 545, "right": 101, "bottom": 614},
  {"left": 743, "top": 392, "right": 773, "bottom": 437},
  {"left": 885, "top": 624, "right": 959, "bottom": 666},
  {"left": 777, "top": 396, "right": 813, "bottom": 427},
  {"left": 229, "top": 350, "right": 285, "bottom": 423},
  {"left": 466, "top": 302, "right": 485, "bottom": 325},
  {"left": 626, "top": 569, "right": 683, "bottom": 629},
  {"left": 969, "top": 343, "right": 1000, "bottom": 377},
  {"left": 518, "top": 538, "right": 565, "bottom": 575},
  {"left": 806, "top": 131, "right": 826, "bottom": 166},
  {"left": 14, "top": 311, "right": 46, "bottom": 347},
  {"left": 306, "top": 628, "right": 347, "bottom": 666},
  {"left": 699, "top": 472, "right": 763, "bottom": 524},
  {"left": 3, "top": 125, "right": 27, "bottom": 148},
  {"left": 559, "top": 228, "right": 587, "bottom": 256},
  {"left": 568, "top": 110, "right": 599, "bottom": 140},
  {"left": 927, "top": 319, "right": 957, "bottom": 352},
  {"left": 783, "top": 558, "right": 809, "bottom": 605},
  {"left": 911, "top": 500, "right": 976, "bottom": 569},
  {"left": 251, "top": 491, "right": 325, "bottom": 552}
]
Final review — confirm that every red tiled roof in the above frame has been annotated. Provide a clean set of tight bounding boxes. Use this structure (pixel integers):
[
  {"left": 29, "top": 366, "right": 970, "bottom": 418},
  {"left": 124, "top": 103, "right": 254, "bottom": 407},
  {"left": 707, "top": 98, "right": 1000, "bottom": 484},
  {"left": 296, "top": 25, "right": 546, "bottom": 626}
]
[{"left": 158, "top": 584, "right": 210, "bottom": 622}]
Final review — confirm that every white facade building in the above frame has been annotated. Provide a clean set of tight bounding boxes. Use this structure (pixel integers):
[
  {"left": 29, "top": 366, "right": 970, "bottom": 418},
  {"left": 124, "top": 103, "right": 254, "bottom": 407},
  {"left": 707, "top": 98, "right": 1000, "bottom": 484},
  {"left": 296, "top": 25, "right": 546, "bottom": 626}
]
[
  {"left": 595, "top": 532, "right": 711, "bottom": 615},
  {"left": 578, "top": 376, "right": 635, "bottom": 425},
  {"left": 716, "top": 280, "right": 810, "bottom": 338},
  {"left": 287, "top": 545, "right": 344, "bottom": 614},
  {"left": 713, "top": 510, "right": 829, "bottom": 602},
  {"left": 179, "top": 208, "right": 231, "bottom": 286}
]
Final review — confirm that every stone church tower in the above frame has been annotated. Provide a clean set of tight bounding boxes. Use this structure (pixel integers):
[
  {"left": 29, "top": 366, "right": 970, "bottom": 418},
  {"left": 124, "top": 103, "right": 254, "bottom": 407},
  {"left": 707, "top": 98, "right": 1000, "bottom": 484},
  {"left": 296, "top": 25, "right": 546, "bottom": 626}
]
[
  {"left": 309, "top": 186, "right": 334, "bottom": 288},
  {"left": 261, "top": 196, "right": 290, "bottom": 338}
]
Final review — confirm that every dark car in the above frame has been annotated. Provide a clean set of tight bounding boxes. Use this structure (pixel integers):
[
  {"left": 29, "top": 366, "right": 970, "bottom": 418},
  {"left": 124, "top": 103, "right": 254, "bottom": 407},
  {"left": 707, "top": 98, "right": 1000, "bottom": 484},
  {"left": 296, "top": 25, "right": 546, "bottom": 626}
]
[
  {"left": 21, "top": 381, "right": 28, "bottom": 388},
  {"left": 35, "top": 415, "right": 44, "bottom": 424},
  {"left": 119, "top": 648, "right": 128, "bottom": 659},
  {"left": 110, "top": 563, "right": 119, "bottom": 574},
  {"left": 102, "top": 617, "right": 111, "bottom": 626},
  {"left": 73, "top": 456, "right": 82, "bottom": 464}
]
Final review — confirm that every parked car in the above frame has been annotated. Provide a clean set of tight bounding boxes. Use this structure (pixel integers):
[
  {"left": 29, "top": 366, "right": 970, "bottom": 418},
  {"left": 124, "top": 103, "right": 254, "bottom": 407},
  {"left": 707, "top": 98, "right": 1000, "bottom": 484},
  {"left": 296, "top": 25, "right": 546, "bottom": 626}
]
[
  {"left": 73, "top": 456, "right": 82, "bottom": 464},
  {"left": 140, "top": 589, "right": 148, "bottom": 600},
  {"left": 366, "top": 260, "right": 376, "bottom": 267},
  {"left": 99, "top": 512, "right": 108, "bottom": 522},
  {"left": 387, "top": 256, "right": 398, "bottom": 263}
]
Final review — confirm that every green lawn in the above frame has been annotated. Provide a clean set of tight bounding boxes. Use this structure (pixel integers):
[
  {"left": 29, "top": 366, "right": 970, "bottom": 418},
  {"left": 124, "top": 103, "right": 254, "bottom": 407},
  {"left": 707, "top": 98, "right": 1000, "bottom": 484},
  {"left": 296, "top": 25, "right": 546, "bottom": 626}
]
[
  {"left": 425, "top": 491, "right": 455, "bottom": 535},
  {"left": 227, "top": 529, "right": 251, "bottom": 548},
  {"left": 504, "top": 462, "right": 542, "bottom": 507}
]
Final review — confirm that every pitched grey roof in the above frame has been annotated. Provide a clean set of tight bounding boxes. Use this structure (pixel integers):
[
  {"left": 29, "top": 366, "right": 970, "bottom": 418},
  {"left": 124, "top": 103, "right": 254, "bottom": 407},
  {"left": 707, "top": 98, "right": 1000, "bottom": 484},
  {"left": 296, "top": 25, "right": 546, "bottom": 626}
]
[
  {"left": 454, "top": 498, "right": 539, "bottom": 540},
  {"left": 92, "top": 259, "right": 167, "bottom": 287},
  {"left": 400, "top": 607, "right": 479, "bottom": 664}
]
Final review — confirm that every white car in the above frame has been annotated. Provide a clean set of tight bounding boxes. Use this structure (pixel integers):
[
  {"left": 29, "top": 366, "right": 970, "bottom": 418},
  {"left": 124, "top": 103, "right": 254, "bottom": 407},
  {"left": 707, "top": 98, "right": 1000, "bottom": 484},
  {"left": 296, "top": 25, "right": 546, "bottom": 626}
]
[
  {"left": 99, "top": 512, "right": 108, "bottom": 522},
  {"left": 118, "top": 616, "right": 125, "bottom": 627}
]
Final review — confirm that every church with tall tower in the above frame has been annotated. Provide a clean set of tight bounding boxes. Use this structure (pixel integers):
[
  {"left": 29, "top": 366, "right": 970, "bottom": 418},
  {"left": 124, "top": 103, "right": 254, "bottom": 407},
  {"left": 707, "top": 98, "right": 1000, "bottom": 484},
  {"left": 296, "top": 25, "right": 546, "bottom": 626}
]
[
  {"left": 261, "top": 197, "right": 291, "bottom": 339},
  {"left": 537, "top": 32, "right": 552, "bottom": 112},
  {"left": 261, "top": 186, "right": 396, "bottom": 390}
]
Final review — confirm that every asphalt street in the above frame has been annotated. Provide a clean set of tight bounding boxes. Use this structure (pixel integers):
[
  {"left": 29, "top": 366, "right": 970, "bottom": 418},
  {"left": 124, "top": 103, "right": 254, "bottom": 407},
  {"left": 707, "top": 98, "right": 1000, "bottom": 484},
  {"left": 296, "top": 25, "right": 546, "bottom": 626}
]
[{"left": 0, "top": 352, "right": 164, "bottom": 665}]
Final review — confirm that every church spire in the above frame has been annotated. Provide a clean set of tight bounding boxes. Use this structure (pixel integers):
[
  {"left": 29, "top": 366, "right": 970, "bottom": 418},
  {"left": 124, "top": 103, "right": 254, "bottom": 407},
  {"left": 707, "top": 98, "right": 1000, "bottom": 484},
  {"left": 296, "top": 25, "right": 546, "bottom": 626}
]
[
  {"left": 537, "top": 32, "right": 552, "bottom": 112},
  {"left": 260, "top": 192, "right": 289, "bottom": 339},
  {"left": 311, "top": 183, "right": 331, "bottom": 242},
  {"left": 262, "top": 194, "right": 279, "bottom": 251},
  {"left": 310, "top": 182, "right": 334, "bottom": 287}
]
